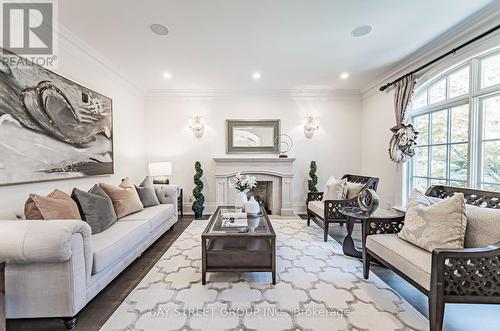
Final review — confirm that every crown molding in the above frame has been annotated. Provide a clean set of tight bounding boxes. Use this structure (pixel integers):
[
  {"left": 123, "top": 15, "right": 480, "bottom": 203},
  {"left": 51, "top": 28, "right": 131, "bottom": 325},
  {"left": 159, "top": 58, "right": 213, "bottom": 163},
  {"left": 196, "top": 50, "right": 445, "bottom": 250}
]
[
  {"left": 361, "top": 1, "right": 500, "bottom": 98},
  {"left": 145, "top": 88, "right": 362, "bottom": 100},
  {"left": 57, "top": 25, "right": 145, "bottom": 96}
]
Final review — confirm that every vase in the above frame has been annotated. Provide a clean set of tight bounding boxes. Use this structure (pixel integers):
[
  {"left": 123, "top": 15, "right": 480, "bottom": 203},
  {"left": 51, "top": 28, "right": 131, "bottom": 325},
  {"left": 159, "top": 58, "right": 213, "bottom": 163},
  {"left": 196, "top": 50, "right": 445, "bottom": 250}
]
[
  {"left": 245, "top": 196, "right": 260, "bottom": 215},
  {"left": 235, "top": 191, "right": 248, "bottom": 210},
  {"left": 247, "top": 215, "right": 260, "bottom": 232}
]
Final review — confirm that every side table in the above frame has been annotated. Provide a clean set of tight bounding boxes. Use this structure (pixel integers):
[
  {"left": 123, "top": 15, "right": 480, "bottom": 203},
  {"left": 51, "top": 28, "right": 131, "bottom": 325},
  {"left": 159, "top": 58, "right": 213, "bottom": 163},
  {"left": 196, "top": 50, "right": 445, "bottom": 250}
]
[
  {"left": 178, "top": 188, "right": 183, "bottom": 217},
  {"left": 339, "top": 207, "right": 405, "bottom": 259}
]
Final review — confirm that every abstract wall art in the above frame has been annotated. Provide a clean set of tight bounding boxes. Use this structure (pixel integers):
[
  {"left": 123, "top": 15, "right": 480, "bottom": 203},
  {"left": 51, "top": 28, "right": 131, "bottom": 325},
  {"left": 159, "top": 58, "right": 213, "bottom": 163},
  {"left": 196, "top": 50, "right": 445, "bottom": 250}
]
[{"left": 0, "top": 48, "right": 113, "bottom": 185}]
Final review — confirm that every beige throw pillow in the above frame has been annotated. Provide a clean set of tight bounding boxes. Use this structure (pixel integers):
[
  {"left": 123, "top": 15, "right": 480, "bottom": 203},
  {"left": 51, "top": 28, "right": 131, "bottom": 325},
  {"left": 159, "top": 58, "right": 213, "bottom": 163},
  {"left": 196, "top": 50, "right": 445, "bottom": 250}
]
[
  {"left": 463, "top": 205, "right": 500, "bottom": 248},
  {"left": 99, "top": 182, "right": 144, "bottom": 218},
  {"left": 322, "top": 176, "right": 347, "bottom": 200},
  {"left": 398, "top": 190, "right": 467, "bottom": 252},
  {"left": 25, "top": 189, "right": 81, "bottom": 220},
  {"left": 346, "top": 182, "right": 365, "bottom": 199}
]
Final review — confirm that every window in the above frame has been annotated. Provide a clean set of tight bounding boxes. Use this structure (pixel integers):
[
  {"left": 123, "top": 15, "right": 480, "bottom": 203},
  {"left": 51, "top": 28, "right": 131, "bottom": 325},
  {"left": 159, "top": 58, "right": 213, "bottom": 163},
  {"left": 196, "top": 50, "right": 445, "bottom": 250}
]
[{"left": 408, "top": 48, "right": 500, "bottom": 195}]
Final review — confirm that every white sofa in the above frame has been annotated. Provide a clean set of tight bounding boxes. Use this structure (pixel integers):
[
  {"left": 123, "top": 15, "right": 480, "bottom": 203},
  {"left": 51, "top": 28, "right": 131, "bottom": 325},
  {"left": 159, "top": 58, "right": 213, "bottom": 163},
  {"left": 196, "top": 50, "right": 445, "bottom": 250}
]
[{"left": 0, "top": 185, "right": 178, "bottom": 329}]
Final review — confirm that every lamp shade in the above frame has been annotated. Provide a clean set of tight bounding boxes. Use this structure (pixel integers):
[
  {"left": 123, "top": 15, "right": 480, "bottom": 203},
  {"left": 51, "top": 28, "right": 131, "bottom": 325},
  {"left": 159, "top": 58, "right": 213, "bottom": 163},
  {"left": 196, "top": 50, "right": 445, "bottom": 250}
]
[{"left": 148, "top": 162, "right": 172, "bottom": 176}]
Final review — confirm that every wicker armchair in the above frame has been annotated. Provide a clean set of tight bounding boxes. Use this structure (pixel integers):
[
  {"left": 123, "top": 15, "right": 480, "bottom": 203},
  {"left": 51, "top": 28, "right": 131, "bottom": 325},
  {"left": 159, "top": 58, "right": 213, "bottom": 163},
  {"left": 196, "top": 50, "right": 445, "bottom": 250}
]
[
  {"left": 362, "top": 185, "right": 500, "bottom": 331},
  {"left": 307, "top": 174, "right": 379, "bottom": 242}
]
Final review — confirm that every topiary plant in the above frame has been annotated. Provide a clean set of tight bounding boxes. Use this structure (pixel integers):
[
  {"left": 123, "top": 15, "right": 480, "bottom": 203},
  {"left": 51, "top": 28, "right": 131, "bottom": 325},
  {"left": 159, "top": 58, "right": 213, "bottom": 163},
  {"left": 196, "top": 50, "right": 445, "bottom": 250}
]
[
  {"left": 192, "top": 161, "right": 205, "bottom": 219},
  {"left": 308, "top": 160, "right": 318, "bottom": 192}
]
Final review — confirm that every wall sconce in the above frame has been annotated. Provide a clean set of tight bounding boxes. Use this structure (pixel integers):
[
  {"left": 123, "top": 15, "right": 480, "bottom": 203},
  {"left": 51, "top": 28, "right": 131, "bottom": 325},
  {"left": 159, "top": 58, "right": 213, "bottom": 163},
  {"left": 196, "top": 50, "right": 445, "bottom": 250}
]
[
  {"left": 304, "top": 116, "right": 319, "bottom": 138},
  {"left": 189, "top": 116, "right": 205, "bottom": 138}
]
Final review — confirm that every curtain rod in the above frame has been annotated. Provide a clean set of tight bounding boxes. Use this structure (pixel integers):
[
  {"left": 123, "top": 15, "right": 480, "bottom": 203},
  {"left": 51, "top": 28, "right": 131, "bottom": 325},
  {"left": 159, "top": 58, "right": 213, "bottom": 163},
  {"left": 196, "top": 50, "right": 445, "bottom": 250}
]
[{"left": 379, "top": 24, "right": 500, "bottom": 92}]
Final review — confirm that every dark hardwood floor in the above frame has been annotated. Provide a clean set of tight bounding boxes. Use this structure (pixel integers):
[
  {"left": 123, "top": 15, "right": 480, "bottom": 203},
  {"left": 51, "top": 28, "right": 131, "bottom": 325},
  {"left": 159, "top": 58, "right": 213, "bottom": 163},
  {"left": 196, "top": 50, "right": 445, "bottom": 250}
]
[
  {"left": 7, "top": 214, "right": 500, "bottom": 331},
  {"left": 7, "top": 217, "right": 196, "bottom": 331}
]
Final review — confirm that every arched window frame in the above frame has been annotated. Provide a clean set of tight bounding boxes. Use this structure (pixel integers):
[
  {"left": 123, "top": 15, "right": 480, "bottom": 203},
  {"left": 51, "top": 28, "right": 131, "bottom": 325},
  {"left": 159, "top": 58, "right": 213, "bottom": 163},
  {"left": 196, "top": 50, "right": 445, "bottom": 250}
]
[{"left": 407, "top": 45, "right": 500, "bottom": 196}]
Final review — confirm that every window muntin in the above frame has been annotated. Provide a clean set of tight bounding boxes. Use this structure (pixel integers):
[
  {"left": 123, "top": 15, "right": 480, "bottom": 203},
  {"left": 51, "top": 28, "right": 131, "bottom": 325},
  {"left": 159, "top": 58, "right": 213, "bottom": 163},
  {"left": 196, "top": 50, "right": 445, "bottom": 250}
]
[
  {"left": 480, "top": 93, "right": 500, "bottom": 190},
  {"left": 408, "top": 48, "right": 500, "bottom": 196},
  {"left": 481, "top": 53, "right": 500, "bottom": 88}
]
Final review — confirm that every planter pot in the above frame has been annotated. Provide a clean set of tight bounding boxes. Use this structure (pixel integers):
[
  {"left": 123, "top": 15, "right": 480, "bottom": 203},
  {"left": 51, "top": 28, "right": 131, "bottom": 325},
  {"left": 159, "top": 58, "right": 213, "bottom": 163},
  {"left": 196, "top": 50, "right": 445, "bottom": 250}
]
[
  {"left": 234, "top": 191, "right": 248, "bottom": 210},
  {"left": 194, "top": 208, "right": 204, "bottom": 219}
]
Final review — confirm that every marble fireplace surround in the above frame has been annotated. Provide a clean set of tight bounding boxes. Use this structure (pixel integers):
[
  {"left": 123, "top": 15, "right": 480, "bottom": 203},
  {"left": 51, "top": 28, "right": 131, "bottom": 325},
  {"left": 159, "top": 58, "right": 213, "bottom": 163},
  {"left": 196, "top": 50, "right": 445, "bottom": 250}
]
[{"left": 214, "top": 157, "right": 295, "bottom": 216}]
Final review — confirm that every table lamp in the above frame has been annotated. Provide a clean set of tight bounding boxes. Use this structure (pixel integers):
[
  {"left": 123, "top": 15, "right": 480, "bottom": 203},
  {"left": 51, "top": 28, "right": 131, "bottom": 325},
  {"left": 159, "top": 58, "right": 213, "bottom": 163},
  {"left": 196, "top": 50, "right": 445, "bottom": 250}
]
[{"left": 148, "top": 162, "right": 172, "bottom": 184}]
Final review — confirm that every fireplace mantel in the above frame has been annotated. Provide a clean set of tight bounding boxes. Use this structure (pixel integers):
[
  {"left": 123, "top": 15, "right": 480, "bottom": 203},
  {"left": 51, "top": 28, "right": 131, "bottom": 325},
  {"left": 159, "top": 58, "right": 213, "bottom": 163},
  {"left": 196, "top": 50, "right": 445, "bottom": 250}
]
[{"left": 213, "top": 157, "right": 295, "bottom": 215}]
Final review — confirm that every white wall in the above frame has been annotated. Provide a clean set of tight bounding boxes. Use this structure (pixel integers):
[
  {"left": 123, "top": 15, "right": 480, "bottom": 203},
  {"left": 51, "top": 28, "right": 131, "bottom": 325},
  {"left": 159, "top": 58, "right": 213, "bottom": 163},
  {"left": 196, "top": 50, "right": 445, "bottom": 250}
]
[
  {"left": 0, "top": 31, "right": 147, "bottom": 214},
  {"left": 360, "top": 89, "right": 405, "bottom": 209},
  {"left": 145, "top": 92, "right": 362, "bottom": 214}
]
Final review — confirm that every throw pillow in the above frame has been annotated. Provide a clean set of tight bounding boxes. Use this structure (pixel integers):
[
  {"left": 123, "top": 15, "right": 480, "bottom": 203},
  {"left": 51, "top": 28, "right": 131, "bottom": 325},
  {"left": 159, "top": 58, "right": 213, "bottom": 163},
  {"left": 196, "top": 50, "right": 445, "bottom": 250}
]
[
  {"left": 99, "top": 182, "right": 144, "bottom": 218},
  {"left": 398, "top": 189, "right": 467, "bottom": 252},
  {"left": 140, "top": 176, "right": 154, "bottom": 187},
  {"left": 346, "top": 182, "right": 365, "bottom": 199},
  {"left": 120, "top": 177, "right": 134, "bottom": 189},
  {"left": 463, "top": 204, "right": 500, "bottom": 248},
  {"left": 135, "top": 185, "right": 160, "bottom": 207},
  {"left": 322, "top": 176, "right": 348, "bottom": 200},
  {"left": 25, "top": 189, "right": 81, "bottom": 220},
  {"left": 72, "top": 185, "right": 117, "bottom": 234}
]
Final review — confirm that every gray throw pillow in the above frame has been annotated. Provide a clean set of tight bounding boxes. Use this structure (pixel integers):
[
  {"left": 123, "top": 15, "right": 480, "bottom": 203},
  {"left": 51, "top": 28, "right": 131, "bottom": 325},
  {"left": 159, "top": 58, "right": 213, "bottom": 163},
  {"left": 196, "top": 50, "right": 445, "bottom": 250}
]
[
  {"left": 72, "top": 185, "right": 117, "bottom": 234},
  {"left": 135, "top": 185, "right": 160, "bottom": 207}
]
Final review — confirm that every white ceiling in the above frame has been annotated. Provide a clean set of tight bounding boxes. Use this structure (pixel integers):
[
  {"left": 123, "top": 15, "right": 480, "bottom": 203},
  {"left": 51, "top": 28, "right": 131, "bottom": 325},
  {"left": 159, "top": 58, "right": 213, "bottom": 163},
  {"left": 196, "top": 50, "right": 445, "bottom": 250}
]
[{"left": 59, "top": 0, "right": 495, "bottom": 93}]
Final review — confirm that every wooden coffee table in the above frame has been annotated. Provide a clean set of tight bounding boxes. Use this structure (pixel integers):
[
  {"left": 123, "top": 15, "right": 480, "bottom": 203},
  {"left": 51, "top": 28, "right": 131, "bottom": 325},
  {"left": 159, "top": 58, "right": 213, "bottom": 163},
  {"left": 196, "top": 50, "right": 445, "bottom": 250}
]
[{"left": 201, "top": 206, "right": 276, "bottom": 285}]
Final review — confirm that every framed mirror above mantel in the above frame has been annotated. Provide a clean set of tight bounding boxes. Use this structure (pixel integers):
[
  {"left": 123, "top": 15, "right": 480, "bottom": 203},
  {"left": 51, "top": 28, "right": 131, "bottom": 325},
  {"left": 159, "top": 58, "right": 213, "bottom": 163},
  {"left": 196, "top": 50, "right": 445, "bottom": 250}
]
[{"left": 226, "top": 119, "right": 280, "bottom": 154}]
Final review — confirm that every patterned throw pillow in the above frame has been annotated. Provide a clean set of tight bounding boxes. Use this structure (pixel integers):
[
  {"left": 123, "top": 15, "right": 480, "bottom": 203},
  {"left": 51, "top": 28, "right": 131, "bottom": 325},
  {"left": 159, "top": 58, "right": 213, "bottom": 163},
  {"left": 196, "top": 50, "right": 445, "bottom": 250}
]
[
  {"left": 398, "top": 190, "right": 467, "bottom": 252},
  {"left": 322, "top": 176, "right": 348, "bottom": 201},
  {"left": 25, "top": 189, "right": 81, "bottom": 220}
]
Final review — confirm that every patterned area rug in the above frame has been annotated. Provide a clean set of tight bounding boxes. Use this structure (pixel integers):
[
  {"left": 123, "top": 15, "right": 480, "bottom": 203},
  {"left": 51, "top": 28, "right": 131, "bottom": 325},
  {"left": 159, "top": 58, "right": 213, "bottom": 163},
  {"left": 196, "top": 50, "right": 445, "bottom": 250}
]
[{"left": 101, "top": 216, "right": 428, "bottom": 331}]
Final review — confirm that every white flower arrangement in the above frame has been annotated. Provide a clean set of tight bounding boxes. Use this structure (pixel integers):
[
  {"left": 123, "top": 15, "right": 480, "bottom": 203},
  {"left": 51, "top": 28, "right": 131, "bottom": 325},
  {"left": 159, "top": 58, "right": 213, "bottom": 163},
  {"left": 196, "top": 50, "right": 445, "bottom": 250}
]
[{"left": 229, "top": 172, "right": 257, "bottom": 193}]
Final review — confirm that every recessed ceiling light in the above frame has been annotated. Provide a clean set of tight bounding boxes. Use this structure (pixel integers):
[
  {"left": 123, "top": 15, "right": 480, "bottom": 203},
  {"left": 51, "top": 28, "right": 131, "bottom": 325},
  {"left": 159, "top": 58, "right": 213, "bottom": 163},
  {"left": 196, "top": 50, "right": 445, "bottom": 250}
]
[
  {"left": 252, "top": 72, "right": 261, "bottom": 80},
  {"left": 150, "top": 23, "right": 169, "bottom": 36},
  {"left": 163, "top": 72, "right": 172, "bottom": 79},
  {"left": 340, "top": 72, "right": 349, "bottom": 80},
  {"left": 351, "top": 25, "right": 373, "bottom": 37}
]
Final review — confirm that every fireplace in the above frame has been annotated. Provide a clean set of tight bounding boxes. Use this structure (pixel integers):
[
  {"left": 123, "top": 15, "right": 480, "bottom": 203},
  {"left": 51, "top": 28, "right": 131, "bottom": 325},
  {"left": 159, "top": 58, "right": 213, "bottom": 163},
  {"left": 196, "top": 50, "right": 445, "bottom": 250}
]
[
  {"left": 214, "top": 157, "right": 295, "bottom": 216},
  {"left": 249, "top": 181, "right": 273, "bottom": 214}
]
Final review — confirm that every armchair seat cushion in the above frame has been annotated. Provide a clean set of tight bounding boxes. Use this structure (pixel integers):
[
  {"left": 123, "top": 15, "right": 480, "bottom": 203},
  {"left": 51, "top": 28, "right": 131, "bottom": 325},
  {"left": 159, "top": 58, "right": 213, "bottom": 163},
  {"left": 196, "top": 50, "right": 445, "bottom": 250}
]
[
  {"left": 366, "top": 234, "right": 432, "bottom": 290},
  {"left": 308, "top": 200, "right": 324, "bottom": 217}
]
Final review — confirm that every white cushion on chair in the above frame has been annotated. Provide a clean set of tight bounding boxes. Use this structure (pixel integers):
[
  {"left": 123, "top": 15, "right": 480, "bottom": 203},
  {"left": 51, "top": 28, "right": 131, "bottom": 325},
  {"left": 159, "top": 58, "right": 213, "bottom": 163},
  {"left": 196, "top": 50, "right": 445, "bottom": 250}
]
[
  {"left": 322, "top": 176, "right": 347, "bottom": 200},
  {"left": 366, "top": 234, "right": 432, "bottom": 290},
  {"left": 308, "top": 200, "right": 324, "bottom": 217}
]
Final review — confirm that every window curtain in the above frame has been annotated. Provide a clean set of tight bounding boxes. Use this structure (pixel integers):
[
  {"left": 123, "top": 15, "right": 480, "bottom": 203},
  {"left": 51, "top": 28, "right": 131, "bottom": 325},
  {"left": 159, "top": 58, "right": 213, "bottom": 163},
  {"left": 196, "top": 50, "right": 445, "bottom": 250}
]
[{"left": 388, "top": 74, "right": 419, "bottom": 164}]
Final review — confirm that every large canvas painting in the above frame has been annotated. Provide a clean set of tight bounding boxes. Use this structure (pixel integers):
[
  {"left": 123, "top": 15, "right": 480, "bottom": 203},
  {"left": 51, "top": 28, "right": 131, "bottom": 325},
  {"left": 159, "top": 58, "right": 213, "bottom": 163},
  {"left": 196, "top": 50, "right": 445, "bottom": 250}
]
[{"left": 0, "top": 49, "right": 113, "bottom": 185}]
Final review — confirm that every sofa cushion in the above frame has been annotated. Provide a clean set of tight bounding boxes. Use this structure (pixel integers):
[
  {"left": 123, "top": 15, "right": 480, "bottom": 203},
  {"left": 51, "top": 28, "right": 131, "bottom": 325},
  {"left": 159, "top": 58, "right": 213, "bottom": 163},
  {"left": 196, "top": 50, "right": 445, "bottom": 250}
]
[
  {"left": 398, "top": 190, "right": 467, "bottom": 252},
  {"left": 99, "top": 182, "right": 143, "bottom": 218},
  {"left": 119, "top": 204, "right": 175, "bottom": 233},
  {"left": 308, "top": 200, "right": 324, "bottom": 217},
  {"left": 72, "top": 185, "right": 117, "bottom": 234},
  {"left": 25, "top": 189, "right": 81, "bottom": 220},
  {"left": 134, "top": 185, "right": 160, "bottom": 207},
  {"left": 366, "top": 234, "right": 432, "bottom": 290},
  {"left": 464, "top": 205, "right": 500, "bottom": 248},
  {"left": 91, "top": 220, "right": 150, "bottom": 274}
]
